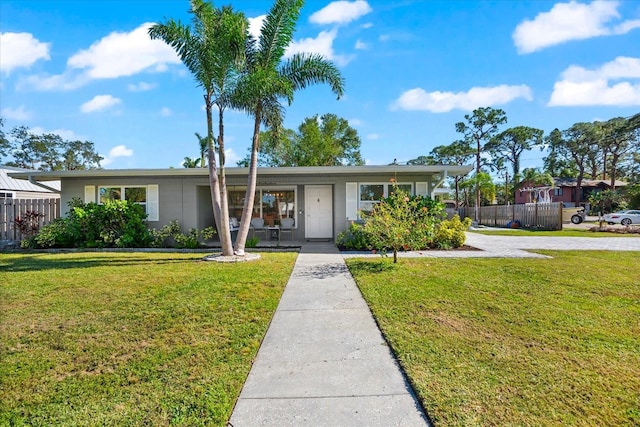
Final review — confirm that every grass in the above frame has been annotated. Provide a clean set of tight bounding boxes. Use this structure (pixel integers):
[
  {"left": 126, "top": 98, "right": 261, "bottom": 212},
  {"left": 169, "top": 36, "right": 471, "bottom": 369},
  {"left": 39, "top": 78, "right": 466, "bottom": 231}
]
[
  {"left": 469, "top": 227, "right": 639, "bottom": 237},
  {"left": 346, "top": 251, "right": 640, "bottom": 426},
  {"left": 0, "top": 251, "right": 297, "bottom": 426}
]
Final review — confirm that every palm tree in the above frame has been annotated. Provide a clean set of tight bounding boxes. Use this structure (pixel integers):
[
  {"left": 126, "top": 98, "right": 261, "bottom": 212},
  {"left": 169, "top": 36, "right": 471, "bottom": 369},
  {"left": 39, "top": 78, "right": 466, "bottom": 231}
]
[
  {"left": 149, "top": 0, "right": 247, "bottom": 256},
  {"left": 232, "top": 0, "right": 345, "bottom": 255},
  {"left": 194, "top": 132, "right": 208, "bottom": 167},
  {"left": 182, "top": 156, "right": 200, "bottom": 168}
]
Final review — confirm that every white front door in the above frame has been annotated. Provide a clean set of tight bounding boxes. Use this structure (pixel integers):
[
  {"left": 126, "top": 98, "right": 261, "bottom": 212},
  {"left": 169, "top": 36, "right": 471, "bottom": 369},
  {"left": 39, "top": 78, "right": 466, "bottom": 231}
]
[{"left": 305, "top": 185, "right": 333, "bottom": 239}]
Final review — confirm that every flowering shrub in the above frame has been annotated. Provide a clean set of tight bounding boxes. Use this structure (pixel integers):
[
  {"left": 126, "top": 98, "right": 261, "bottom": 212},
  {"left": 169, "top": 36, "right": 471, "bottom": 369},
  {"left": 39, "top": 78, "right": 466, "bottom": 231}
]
[
  {"left": 364, "top": 187, "right": 445, "bottom": 262},
  {"left": 433, "top": 215, "right": 472, "bottom": 249}
]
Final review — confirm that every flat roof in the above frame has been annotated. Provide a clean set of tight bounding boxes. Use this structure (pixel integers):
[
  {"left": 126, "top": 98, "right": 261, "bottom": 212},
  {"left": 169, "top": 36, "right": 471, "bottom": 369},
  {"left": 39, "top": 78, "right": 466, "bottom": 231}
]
[{"left": 9, "top": 165, "right": 473, "bottom": 181}]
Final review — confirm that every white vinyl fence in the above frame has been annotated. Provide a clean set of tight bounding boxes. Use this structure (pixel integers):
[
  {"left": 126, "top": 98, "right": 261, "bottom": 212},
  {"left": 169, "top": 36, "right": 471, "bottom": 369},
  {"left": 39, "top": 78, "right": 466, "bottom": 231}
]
[
  {"left": 459, "top": 202, "right": 563, "bottom": 230},
  {"left": 0, "top": 198, "right": 60, "bottom": 242}
]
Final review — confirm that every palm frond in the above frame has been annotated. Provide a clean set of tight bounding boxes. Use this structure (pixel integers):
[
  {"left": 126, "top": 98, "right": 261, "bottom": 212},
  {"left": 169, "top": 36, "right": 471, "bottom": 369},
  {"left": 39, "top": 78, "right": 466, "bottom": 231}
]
[
  {"left": 280, "top": 53, "right": 345, "bottom": 99},
  {"left": 257, "top": 0, "right": 303, "bottom": 68}
]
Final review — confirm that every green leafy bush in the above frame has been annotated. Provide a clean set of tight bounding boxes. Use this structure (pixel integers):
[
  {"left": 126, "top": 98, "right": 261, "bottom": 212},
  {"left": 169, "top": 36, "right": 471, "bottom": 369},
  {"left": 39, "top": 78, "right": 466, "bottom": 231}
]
[
  {"left": 364, "top": 188, "right": 445, "bottom": 262},
  {"left": 149, "top": 220, "right": 217, "bottom": 249},
  {"left": 31, "top": 199, "right": 151, "bottom": 248},
  {"left": 336, "top": 222, "right": 375, "bottom": 251},
  {"left": 433, "top": 215, "right": 472, "bottom": 249},
  {"left": 245, "top": 236, "right": 260, "bottom": 248}
]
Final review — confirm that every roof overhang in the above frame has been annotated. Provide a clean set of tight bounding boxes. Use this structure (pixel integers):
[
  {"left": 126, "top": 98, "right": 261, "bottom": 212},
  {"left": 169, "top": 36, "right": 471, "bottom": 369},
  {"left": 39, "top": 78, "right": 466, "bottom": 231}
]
[{"left": 9, "top": 165, "right": 473, "bottom": 182}]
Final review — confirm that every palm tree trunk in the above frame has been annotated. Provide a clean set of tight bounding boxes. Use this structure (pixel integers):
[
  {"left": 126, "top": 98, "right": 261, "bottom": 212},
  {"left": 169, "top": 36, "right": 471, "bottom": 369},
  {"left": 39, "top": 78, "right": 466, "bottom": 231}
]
[
  {"left": 234, "top": 109, "right": 262, "bottom": 255},
  {"left": 205, "top": 98, "right": 233, "bottom": 256},
  {"left": 217, "top": 106, "right": 233, "bottom": 256}
]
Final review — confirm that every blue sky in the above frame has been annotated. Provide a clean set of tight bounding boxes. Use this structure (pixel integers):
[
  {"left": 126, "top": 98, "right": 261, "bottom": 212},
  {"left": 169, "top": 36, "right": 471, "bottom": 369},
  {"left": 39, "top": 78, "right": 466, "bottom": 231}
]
[{"left": 1, "top": 0, "right": 639, "bottom": 170}]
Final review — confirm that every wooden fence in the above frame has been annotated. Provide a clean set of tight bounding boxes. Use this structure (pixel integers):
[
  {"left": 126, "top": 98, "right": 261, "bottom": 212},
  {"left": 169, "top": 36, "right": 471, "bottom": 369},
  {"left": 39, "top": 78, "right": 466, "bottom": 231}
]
[
  {"left": 0, "top": 198, "right": 60, "bottom": 242},
  {"left": 459, "top": 202, "right": 563, "bottom": 230}
]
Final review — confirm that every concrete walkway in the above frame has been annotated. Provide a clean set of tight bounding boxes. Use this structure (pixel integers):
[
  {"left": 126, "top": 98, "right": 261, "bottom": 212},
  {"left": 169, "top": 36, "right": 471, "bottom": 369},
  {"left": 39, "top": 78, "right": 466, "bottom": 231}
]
[
  {"left": 229, "top": 242, "right": 429, "bottom": 427},
  {"left": 229, "top": 233, "right": 639, "bottom": 426}
]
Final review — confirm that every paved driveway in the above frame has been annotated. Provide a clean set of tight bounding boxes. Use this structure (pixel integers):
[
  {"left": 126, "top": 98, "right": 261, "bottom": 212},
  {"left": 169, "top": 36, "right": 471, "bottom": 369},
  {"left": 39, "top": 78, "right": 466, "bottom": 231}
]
[{"left": 342, "top": 232, "right": 640, "bottom": 259}]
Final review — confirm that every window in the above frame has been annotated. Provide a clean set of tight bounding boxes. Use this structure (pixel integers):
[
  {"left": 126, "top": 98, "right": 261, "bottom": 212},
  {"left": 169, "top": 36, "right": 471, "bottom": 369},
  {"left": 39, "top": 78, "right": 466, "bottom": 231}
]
[
  {"left": 554, "top": 188, "right": 563, "bottom": 196},
  {"left": 94, "top": 185, "right": 159, "bottom": 221},
  {"left": 358, "top": 182, "right": 413, "bottom": 216},
  {"left": 227, "top": 187, "right": 296, "bottom": 227},
  {"left": 0, "top": 192, "right": 14, "bottom": 199},
  {"left": 99, "top": 186, "right": 147, "bottom": 210}
]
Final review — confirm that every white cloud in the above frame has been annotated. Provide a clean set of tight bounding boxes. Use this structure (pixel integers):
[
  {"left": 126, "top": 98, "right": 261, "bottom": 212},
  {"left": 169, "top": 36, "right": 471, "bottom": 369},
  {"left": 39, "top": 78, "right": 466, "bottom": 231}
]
[
  {"left": 160, "top": 107, "right": 172, "bottom": 117},
  {"left": 19, "top": 23, "right": 180, "bottom": 91},
  {"left": 361, "top": 22, "right": 373, "bottom": 29},
  {"left": 0, "top": 32, "right": 50, "bottom": 74},
  {"left": 80, "top": 94, "right": 122, "bottom": 113},
  {"left": 513, "top": 0, "right": 640, "bottom": 54},
  {"left": 68, "top": 23, "right": 180, "bottom": 79},
  {"left": 548, "top": 56, "right": 640, "bottom": 106},
  {"left": 354, "top": 39, "right": 368, "bottom": 50},
  {"left": 248, "top": 15, "right": 266, "bottom": 39},
  {"left": 18, "top": 72, "right": 89, "bottom": 91},
  {"left": 391, "top": 85, "right": 533, "bottom": 113},
  {"left": 286, "top": 29, "right": 353, "bottom": 66},
  {"left": 366, "top": 133, "right": 381, "bottom": 140},
  {"left": 1, "top": 105, "right": 32, "bottom": 121},
  {"left": 310, "top": 1, "right": 372, "bottom": 25},
  {"left": 128, "top": 81, "right": 157, "bottom": 92},
  {"left": 348, "top": 118, "right": 363, "bottom": 126},
  {"left": 29, "top": 127, "right": 84, "bottom": 140},
  {"left": 101, "top": 144, "right": 133, "bottom": 166},
  {"left": 379, "top": 34, "right": 390, "bottom": 42}
]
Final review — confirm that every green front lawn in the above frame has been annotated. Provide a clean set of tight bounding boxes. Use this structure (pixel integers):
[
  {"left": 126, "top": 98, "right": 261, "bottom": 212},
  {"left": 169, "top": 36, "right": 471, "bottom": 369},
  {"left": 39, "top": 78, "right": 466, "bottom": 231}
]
[
  {"left": 0, "top": 252, "right": 297, "bottom": 426},
  {"left": 347, "top": 252, "right": 640, "bottom": 426}
]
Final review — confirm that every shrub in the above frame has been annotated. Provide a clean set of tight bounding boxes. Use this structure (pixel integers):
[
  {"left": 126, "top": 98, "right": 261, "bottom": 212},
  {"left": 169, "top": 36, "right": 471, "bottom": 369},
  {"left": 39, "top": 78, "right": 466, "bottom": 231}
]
[
  {"left": 433, "top": 215, "right": 472, "bottom": 249},
  {"left": 364, "top": 187, "right": 445, "bottom": 262},
  {"left": 245, "top": 236, "right": 260, "bottom": 248},
  {"left": 336, "top": 222, "right": 375, "bottom": 251},
  {"left": 14, "top": 210, "right": 44, "bottom": 240},
  {"left": 31, "top": 199, "right": 151, "bottom": 248},
  {"left": 150, "top": 220, "right": 218, "bottom": 249}
]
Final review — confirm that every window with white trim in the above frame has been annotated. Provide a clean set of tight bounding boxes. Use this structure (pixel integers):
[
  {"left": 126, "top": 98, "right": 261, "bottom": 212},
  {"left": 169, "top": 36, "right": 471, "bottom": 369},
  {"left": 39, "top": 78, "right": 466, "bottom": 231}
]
[
  {"left": 358, "top": 182, "right": 413, "bottom": 216},
  {"left": 94, "top": 185, "right": 159, "bottom": 221}
]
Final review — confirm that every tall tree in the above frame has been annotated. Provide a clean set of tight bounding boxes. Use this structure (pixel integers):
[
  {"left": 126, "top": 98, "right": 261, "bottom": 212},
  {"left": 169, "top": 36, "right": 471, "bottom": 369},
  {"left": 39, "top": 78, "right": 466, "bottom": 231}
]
[
  {"left": 195, "top": 132, "right": 208, "bottom": 167},
  {"left": 232, "top": 0, "right": 344, "bottom": 255},
  {"left": 599, "top": 117, "right": 638, "bottom": 189},
  {"left": 150, "top": 0, "right": 247, "bottom": 257},
  {"left": 5, "top": 126, "right": 101, "bottom": 170},
  {"left": 0, "top": 118, "right": 10, "bottom": 161},
  {"left": 239, "top": 113, "right": 362, "bottom": 167},
  {"left": 182, "top": 156, "right": 200, "bottom": 168},
  {"left": 487, "top": 125, "right": 543, "bottom": 196},
  {"left": 561, "top": 122, "right": 598, "bottom": 205},
  {"left": 543, "top": 128, "right": 578, "bottom": 177},
  {"left": 455, "top": 107, "right": 507, "bottom": 219}
]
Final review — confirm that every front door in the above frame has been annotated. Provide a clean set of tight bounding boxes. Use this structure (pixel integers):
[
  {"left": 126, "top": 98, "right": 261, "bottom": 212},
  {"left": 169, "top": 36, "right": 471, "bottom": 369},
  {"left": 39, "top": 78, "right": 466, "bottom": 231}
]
[{"left": 305, "top": 185, "right": 333, "bottom": 239}]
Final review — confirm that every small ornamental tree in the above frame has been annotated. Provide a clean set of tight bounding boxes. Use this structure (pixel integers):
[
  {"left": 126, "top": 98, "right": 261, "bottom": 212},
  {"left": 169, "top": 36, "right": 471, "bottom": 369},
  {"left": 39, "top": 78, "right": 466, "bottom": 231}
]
[{"left": 364, "top": 187, "right": 445, "bottom": 263}]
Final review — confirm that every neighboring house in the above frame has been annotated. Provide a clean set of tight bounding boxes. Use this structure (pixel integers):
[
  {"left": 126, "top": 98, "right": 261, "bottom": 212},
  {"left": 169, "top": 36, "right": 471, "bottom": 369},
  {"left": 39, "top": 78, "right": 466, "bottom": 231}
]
[
  {"left": 0, "top": 166, "right": 61, "bottom": 199},
  {"left": 515, "top": 177, "right": 628, "bottom": 207},
  {"left": 9, "top": 165, "right": 472, "bottom": 241}
]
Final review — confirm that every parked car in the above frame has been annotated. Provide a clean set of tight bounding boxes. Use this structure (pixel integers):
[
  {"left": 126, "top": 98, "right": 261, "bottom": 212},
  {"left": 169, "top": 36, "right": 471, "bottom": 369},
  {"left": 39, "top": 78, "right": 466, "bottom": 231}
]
[{"left": 603, "top": 210, "right": 640, "bottom": 225}]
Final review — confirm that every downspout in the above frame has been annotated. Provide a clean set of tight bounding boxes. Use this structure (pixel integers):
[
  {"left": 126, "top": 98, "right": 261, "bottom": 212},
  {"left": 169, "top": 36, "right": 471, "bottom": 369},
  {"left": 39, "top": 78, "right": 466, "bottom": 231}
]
[
  {"left": 430, "top": 170, "right": 448, "bottom": 198},
  {"left": 28, "top": 176, "right": 61, "bottom": 194}
]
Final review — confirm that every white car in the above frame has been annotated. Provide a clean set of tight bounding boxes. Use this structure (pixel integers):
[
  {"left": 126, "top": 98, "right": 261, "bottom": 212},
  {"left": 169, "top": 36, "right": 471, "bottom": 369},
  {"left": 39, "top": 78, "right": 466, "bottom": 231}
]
[{"left": 603, "top": 210, "right": 640, "bottom": 226}]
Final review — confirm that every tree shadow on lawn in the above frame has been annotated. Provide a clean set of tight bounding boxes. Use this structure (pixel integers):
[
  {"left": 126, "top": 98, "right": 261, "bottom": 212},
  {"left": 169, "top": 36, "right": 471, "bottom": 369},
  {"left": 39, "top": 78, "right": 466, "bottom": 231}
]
[
  {"left": 0, "top": 253, "right": 200, "bottom": 273},
  {"left": 345, "top": 259, "right": 397, "bottom": 274}
]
